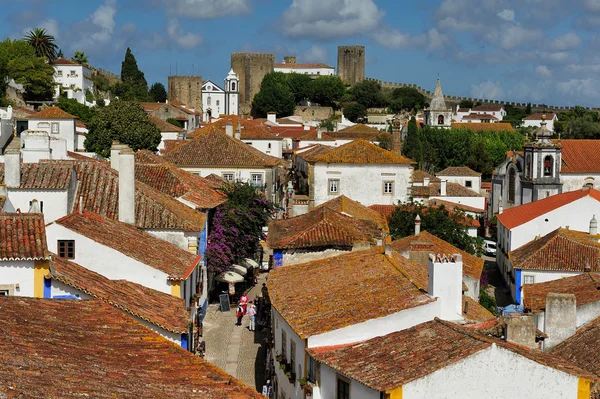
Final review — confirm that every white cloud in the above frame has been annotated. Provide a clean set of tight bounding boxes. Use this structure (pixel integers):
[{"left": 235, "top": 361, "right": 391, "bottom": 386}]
[
  {"left": 584, "top": 0, "right": 600, "bottom": 12},
  {"left": 535, "top": 65, "right": 552, "bottom": 77},
  {"left": 161, "top": 0, "right": 251, "bottom": 19},
  {"left": 166, "top": 18, "right": 203, "bottom": 49},
  {"left": 22, "top": 18, "right": 60, "bottom": 40},
  {"left": 550, "top": 33, "right": 581, "bottom": 51},
  {"left": 538, "top": 50, "right": 571, "bottom": 63},
  {"left": 557, "top": 78, "right": 600, "bottom": 99},
  {"left": 281, "top": 0, "right": 384, "bottom": 40},
  {"left": 303, "top": 45, "right": 328, "bottom": 63},
  {"left": 71, "top": 0, "right": 117, "bottom": 49},
  {"left": 484, "top": 24, "right": 542, "bottom": 50},
  {"left": 437, "top": 16, "right": 481, "bottom": 31},
  {"left": 497, "top": 9, "right": 515, "bottom": 22},
  {"left": 372, "top": 27, "right": 447, "bottom": 50},
  {"left": 471, "top": 81, "right": 505, "bottom": 100}
]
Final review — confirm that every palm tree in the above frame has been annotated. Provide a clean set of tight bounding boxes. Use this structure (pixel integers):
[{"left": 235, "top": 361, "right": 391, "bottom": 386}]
[
  {"left": 25, "top": 28, "right": 58, "bottom": 61},
  {"left": 72, "top": 51, "right": 89, "bottom": 66}
]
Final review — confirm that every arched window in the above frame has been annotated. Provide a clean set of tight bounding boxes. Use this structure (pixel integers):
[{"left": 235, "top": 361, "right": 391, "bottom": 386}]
[
  {"left": 438, "top": 115, "right": 445, "bottom": 125},
  {"left": 231, "top": 82, "right": 236, "bottom": 91},
  {"left": 543, "top": 155, "right": 553, "bottom": 177},
  {"left": 508, "top": 168, "right": 516, "bottom": 203}
]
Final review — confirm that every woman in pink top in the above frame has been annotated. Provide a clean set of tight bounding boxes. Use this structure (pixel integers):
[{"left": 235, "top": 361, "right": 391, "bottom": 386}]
[{"left": 239, "top": 293, "right": 249, "bottom": 315}]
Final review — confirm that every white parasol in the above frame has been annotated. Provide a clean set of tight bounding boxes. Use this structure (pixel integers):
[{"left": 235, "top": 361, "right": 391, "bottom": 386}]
[
  {"left": 230, "top": 264, "right": 248, "bottom": 276},
  {"left": 215, "top": 271, "right": 244, "bottom": 283},
  {"left": 244, "top": 258, "right": 260, "bottom": 268}
]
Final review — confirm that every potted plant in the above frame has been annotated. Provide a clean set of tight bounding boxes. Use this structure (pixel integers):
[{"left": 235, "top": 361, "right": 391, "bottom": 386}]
[
  {"left": 298, "top": 378, "right": 313, "bottom": 395},
  {"left": 286, "top": 370, "right": 296, "bottom": 384}
]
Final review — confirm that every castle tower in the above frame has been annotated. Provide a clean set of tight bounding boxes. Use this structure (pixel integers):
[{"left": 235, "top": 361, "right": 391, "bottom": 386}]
[
  {"left": 423, "top": 77, "right": 452, "bottom": 129},
  {"left": 230, "top": 52, "right": 275, "bottom": 108},
  {"left": 224, "top": 69, "right": 239, "bottom": 116},
  {"left": 337, "top": 46, "right": 365, "bottom": 86},
  {"left": 168, "top": 76, "right": 202, "bottom": 111},
  {"left": 283, "top": 56, "right": 297, "bottom": 64},
  {"left": 521, "top": 116, "right": 562, "bottom": 203}
]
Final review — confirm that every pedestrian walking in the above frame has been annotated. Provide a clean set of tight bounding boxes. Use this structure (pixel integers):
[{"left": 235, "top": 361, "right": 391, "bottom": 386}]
[
  {"left": 236, "top": 304, "right": 244, "bottom": 326},
  {"left": 261, "top": 283, "right": 268, "bottom": 298},
  {"left": 240, "top": 293, "right": 249, "bottom": 315},
  {"left": 247, "top": 303, "right": 257, "bottom": 331}
]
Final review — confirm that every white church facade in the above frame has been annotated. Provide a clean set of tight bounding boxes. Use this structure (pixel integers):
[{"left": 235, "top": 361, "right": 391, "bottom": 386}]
[{"left": 201, "top": 69, "right": 239, "bottom": 123}]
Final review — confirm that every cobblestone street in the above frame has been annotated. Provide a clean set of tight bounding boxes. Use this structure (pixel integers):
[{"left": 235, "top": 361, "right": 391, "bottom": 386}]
[{"left": 203, "top": 273, "right": 269, "bottom": 392}]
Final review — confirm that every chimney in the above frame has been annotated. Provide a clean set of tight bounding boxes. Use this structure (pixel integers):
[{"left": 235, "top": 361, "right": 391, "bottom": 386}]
[
  {"left": 225, "top": 122, "right": 233, "bottom": 137},
  {"left": 28, "top": 199, "right": 40, "bottom": 213},
  {"left": 428, "top": 253, "right": 463, "bottom": 320},
  {"left": 505, "top": 314, "right": 537, "bottom": 348},
  {"left": 4, "top": 147, "right": 21, "bottom": 188},
  {"left": 267, "top": 112, "right": 277, "bottom": 124},
  {"left": 283, "top": 56, "right": 296, "bottom": 64},
  {"left": 440, "top": 180, "right": 447, "bottom": 196},
  {"left": 590, "top": 215, "right": 598, "bottom": 235},
  {"left": 544, "top": 293, "right": 576, "bottom": 350},
  {"left": 423, "top": 177, "right": 430, "bottom": 186},
  {"left": 110, "top": 141, "right": 127, "bottom": 172},
  {"left": 391, "top": 118, "right": 402, "bottom": 155},
  {"left": 234, "top": 122, "right": 241, "bottom": 140},
  {"left": 118, "top": 147, "right": 135, "bottom": 225},
  {"left": 384, "top": 243, "right": 393, "bottom": 257},
  {"left": 415, "top": 214, "right": 421, "bottom": 236},
  {"left": 317, "top": 128, "right": 323, "bottom": 139}
]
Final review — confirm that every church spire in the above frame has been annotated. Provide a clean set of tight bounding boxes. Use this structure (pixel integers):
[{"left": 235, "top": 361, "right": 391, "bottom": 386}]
[{"left": 429, "top": 77, "right": 447, "bottom": 111}]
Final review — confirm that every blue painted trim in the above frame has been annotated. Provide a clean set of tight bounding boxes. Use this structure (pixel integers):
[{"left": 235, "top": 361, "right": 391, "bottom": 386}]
[
  {"left": 43, "top": 278, "right": 51, "bottom": 299},
  {"left": 199, "top": 224, "right": 207, "bottom": 258},
  {"left": 515, "top": 269, "right": 522, "bottom": 304},
  {"left": 273, "top": 250, "right": 283, "bottom": 268},
  {"left": 181, "top": 333, "right": 188, "bottom": 351}
]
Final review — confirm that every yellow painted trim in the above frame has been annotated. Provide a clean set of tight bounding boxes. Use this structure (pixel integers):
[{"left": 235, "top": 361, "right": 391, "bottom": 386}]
[
  {"left": 578, "top": 377, "right": 591, "bottom": 399},
  {"left": 171, "top": 281, "right": 181, "bottom": 298},
  {"left": 33, "top": 260, "right": 50, "bottom": 298},
  {"left": 386, "top": 386, "right": 402, "bottom": 399}
]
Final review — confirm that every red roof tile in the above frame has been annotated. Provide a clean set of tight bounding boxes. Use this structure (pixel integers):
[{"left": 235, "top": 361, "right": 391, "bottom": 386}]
[
  {"left": 560, "top": 140, "right": 600, "bottom": 173},
  {"left": 411, "top": 181, "right": 482, "bottom": 198},
  {"left": 523, "top": 272, "right": 600, "bottom": 313},
  {"left": 510, "top": 228, "right": 600, "bottom": 273},
  {"left": 49, "top": 255, "right": 190, "bottom": 333},
  {"left": 523, "top": 113, "right": 557, "bottom": 121},
  {"left": 312, "top": 139, "right": 415, "bottom": 164},
  {"left": 462, "top": 113, "right": 498, "bottom": 120},
  {"left": 268, "top": 248, "right": 434, "bottom": 338},
  {"left": 0, "top": 213, "right": 49, "bottom": 261},
  {"left": 296, "top": 144, "right": 334, "bottom": 162},
  {"left": 452, "top": 122, "right": 514, "bottom": 132},
  {"left": 429, "top": 199, "right": 484, "bottom": 213},
  {"left": 437, "top": 166, "right": 481, "bottom": 177},
  {"left": 0, "top": 297, "right": 263, "bottom": 398},
  {"left": 54, "top": 211, "right": 200, "bottom": 279},
  {"left": 148, "top": 115, "right": 185, "bottom": 132},
  {"left": 51, "top": 57, "right": 79, "bottom": 66},
  {"left": 298, "top": 130, "right": 336, "bottom": 141},
  {"left": 497, "top": 188, "right": 600, "bottom": 229},
  {"left": 308, "top": 318, "right": 595, "bottom": 392},
  {"left": 274, "top": 63, "right": 334, "bottom": 69},
  {"left": 0, "top": 163, "right": 74, "bottom": 189},
  {"left": 551, "top": 316, "right": 600, "bottom": 378},
  {"left": 368, "top": 204, "right": 396, "bottom": 220},
  {"left": 472, "top": 105, "right": 504, "bottom": 112},
  {"left": 462, "top": 295, "right": 495, "bottom": 322},
  {"left": 412, "top": 169, "right": 441, "bottom": 183},
  {"left": 314, "top": 195, "right": 389, "bottom": 233},
  {"left": 29, "top": 106, "right": 77, "bottom": 119},
  {"left": 189, "top": 116, "right": 280, "bottom": 140}
]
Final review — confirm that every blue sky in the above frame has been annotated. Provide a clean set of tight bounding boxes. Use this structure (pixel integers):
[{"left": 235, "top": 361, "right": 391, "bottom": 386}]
[{"left": 4, "top": 0, "right": 600, "bottom": 106}]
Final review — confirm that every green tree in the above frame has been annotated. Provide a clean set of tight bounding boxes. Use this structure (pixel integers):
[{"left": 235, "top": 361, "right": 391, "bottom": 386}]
[
  {"left": 166, "top": 117, "right": 183, "bottom": 128},
  {"left": 350, "top": 80, "right": 385, "bottom": 108},
  {"left": 403, "top": 117, "right": 423, "bottom": 168},
  {"left": 25, "top": 28, "right": 58, "bottom": 61},
  {"left": 251, "top": 73, "right": 295, "bottom": 118},
  {"left": 0, "top": 39, "right": 35, "bottom": 98},
  {"left": 286, "top": 72, "right": 313, "bottom": 104},
  {"left": 526, "top": 102, "right": 532, "bottom": 115},
  {"left": 148, "top": 82, "right": 167, "bottom": 103},
  {"left": 389, "top": 203, "right": 478, "bottom": 254},
  {"left": 319, "top": 118, "right": 335, "bottom": 132},
  {"left": 310, "top": 75, "right": 345, "bottom": 108},
  {"left": 8, "top": 56, "right": 55, "bottom": 101},
  {"left": 343, "top": 102, "right": 366, "bottom": 123},
  {"left": 85, "top": 100, "right": 161, "bottom": 157},
  {"left": 459, "top": 99, "right": 474, "bottom": 109},
  {"left": 390, "top": 87, "right": 427, "bottom": 112},
  {"left": 72, "top": 50, "right": 89, "bottom": 65},
  {"left": 57, "top": 97, "right": 96, "bottom": 124},
  {"left": 119, "top": 48, "right": 148, "bottom": 101},
  {"left": 376, "top": 132, "right": 392, "bottom": 150},
  {"left": 57, "top": 49, "right": 64, "bottom": 58}
]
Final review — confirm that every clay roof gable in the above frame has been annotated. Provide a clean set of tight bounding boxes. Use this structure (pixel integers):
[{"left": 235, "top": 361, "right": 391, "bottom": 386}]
[
  {"left": 296, "top": 144, "right": 334, "bottom": 162},
  {"left": 0, "top": 163, "right": 74, "bottom": 190},
  {"left": 462, "top": 295, "right": 495, "bottom": 322},
  {"left": 411, "top": 181, "right": 481, "bottom": 198},
  {"left": 298, "top": 130, "right": 335, "bottom": 141},
  {"left": 53, "top": 211, "right": 200, "bottom": 279},
  {"left": 452, "top": 122, "right": 514, "bottom": 132},
  {"left": 509, "top": 227, "right": 600, "bottom": 273},
  {"left": 140, "top": 102, "right": 167, "bottom": 112},
  {"left": 412, "top": 169, "right": 441, "bottom": 183},
  {"left": 429, "top": 199, "right": 484, "bottom": 213},
  {"left": 51, "top": 57, "right": 79, "bottom": 66},
  {"left": 523, "top": 113, "right": 557, "bottom": 121},
  {"left": 0, "top": 213, "right": 49, "bottom": 261},
  {"left": 29, "top": 106, "right": 77, "bottom": 119},
  {"left": 163, "top": 129, "right": 280, "bottom": 167},
  {"left": 523, "top": 272, "right": 600, "bottom": 313},
  {"left": 560, "top": 140, "right": 600, "bottom": 173},
  {"left": 0, "top": 297, "right": 263, "bottom": 398},
  {"left": 551, "top": 316, "right": 600, "bottom": 378},
  {"left": 328, "top": 124, "right": 387, "bottom": 140},
  {"left": 189, "top": 116, "right": 279, "bottom": 140},
  {"left": 314, "top": 195, "right": 389, "bottom": 233},
  {"left": 49, "top": 255, "right": 190, "bottom": 333},
  {"left": 267, "top": 248, "right": 434, "bottom": 338},
  {"left": 497, "top": 188, "right": 600, "bottom": 229},
  {"left": 311, "top": 139, "right": 415, "bottom": 165},
  {"left": 437, "top": 166, "right": 481, "bottom": 177},
  {"left": 148, "top": 115, "right": 185, "bottom": 132},
  {"left": 462, "top": 113, "right": 498, "bottom": 120}
]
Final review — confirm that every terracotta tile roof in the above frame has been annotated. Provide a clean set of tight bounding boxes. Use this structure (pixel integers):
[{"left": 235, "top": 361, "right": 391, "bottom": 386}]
[
  {"left": 560, "top": 140, "right": 600, "bottom": 173},
  {"left": 134, "top": 150, "right": 226, "bottom": 209},
  {"left": 296, "top": 144, "right": 334, "bottom": 162},
  {"left": 13, "top": 107, "right": 38, "bottom": 118},
  {"left": 148, "top": 115, "right": 185, "bottom": 132},
  {"left": 204, "top": 173, "right": 227, "bottom": 188},
  {"left": 29, "top": 106, "right": 77, "bottom": 119},
  {"left": 462, "top": 295, "right": 495, "bottom": 321},
  {"left": 551, "top": 316, "right": 600, "bottom": 378},
  {"left": 464, "top": 316, "right": 547, "bottom": 339},
  {"left": 140, "top": 102, "right": 167, "bottom": 112},
  {"left": 170, "top": 100, "right": 201, "bottom": 115},
  {"left": 53, "top": 211, "right": 200, "bottom": 279},
  {"left": 298, "top": 130, "right": 336, "bottom": 141},
  {"left": 308, "top": 318, "right": 596, "bottom": 392},
  {"left": 189, "top": 116, "right": 281, "bottom": 140},
  {"left": 161, "top": 139, "right": 187, "bottom": 154},
  {"left": 311, "top": 139, "right": 415, "bottom": 165},
  {"left": 51, "top": 57, "right": 79, "bottom": 66},
  {"left": 274, "top": 63, "right": 334, "bottom": 69},
  {"left": 368, "top": 204, "right": 396, "bottom": 220},
  {"left": 267, "top": 126, "right": 314, "bottom": 139},
  {"left": 43, "top": 159, "right": 207, "bottom": 231},
  {"left": 472, "top": 105, "right": 504, "bottom": 112},
  {"left": 412, "top": 169, "right": 441, "bottom": 183},
  {"left": 430, "top": 199, "right": 484, "bottom": 213},
  {"left": 523, "top": 113, "right": 557, "bottom": 121},
  {"left": 314, "top": 195, "right": 389, "bottom": 233},
  {"left": 457, "top": 107, "right": 471, "bottom": 112},
  {"left": 268, "top": 207, "right": 381, "bottom": 249},
  {"left": 268, "top": 248, "right": 434, "bottom": 338},
  {"left": 0, "top": 163, "right": 73, "bottom": 190},
  {"left": 0, "top": 213, "right": 49, "bottom": 261},
  {"left": 509, "top": 228, "right": 600, "bottom": 273},
  {"left": 327, "top": 128, "right": 389, "bottom": 141},
  {"left": 497, "top": 188, "right": 600, "bottom": 229},
  {"left": 49, "top": 255, "right": 190, "bottom": 333},
  {"left": 522, "top": 272, "right": 600, "bottom": 313},
  {"left": 163, "top": 129, "right": 280, "bottom": 168},
  {"left": 412, "top": 181, "right": 482, "bottom": 198},
  {"left": 0, "top": 297, "right": 263, "bottom": 398},
  {"left": 462, "top": 113, "right": 498, "bottom": 120},
  {"left": 337, "top": 123, "right": 381, "bottom": 134},
  {"left": 437, "top": 166, "right": 481, "bottom": 177},
  {"left": 75, "top": 120, "right": 87, "bottom": 129},
  {"left": 391, "top": 231, "right": 484, "bottom": 281},
  {"left": 275, "top": 116, "right": 303, "bottom": 125},
  {"left": 452, "top": 122, "right": 514, "bottom": 132}
]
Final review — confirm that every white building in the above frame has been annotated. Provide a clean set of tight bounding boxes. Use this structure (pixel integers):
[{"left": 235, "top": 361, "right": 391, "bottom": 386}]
[
  {"left": 307, "top": 139, "right": 415, "bottom": 208},
  {"left": 471, "top": 105, "right": 506, "bottom": 121},
  {"left": 436, "top": 166, "right": 482, "bottom": 193},
  {"left": 51, "top": 58, "right": 94, "bottom": 106},
  {"left": 201, "top": 70, "right": 239, "bottom": 122},
  {"left": 0, "top": 105, "right": 13, "bottom": 151},
  {"left": 274, "top": 58, "right": 335, "bottom": 78},
  {"left": 423, "top": 78, "right": 452, "bottom": 129},
  {"left": 522, "top": 113, "right": 558, "bottom": 131},
  {"left": 25, "top": 107, "right": 79, "bottom": 152}
]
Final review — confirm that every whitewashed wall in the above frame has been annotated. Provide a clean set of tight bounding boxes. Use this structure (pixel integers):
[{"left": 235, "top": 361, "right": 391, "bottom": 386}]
[
  {"left": 562, "top": 173, "right": 600, "bottom": 192},
  {"left": 281, "top": 248, "right": 351, "bottom": 266},
  {"left": 240, "top": 139, "right": 283, "bottom": 158},
  {"left": 5, "top": 189, "right": 70, "bottom": 224},
  {"left": 273, "top": 308, "right": 307, "bottom": 399},
  {"left": 0, "top": 260, "right": 35, "bottom": 296},
  {"left": 313, "top": 365, "right": 379, "bottom": 399},
  {"left": 439, "top": 176, "right": 482, "bottom": 193},
  {"left": 28, "top": 119, "right": 76, "bottom": 152}
]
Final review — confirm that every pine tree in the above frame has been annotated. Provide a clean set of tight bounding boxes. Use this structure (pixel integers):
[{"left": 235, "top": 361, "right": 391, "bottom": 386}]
[{"left": 119, "top": 48, "right": 148, "bottom": 101}]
